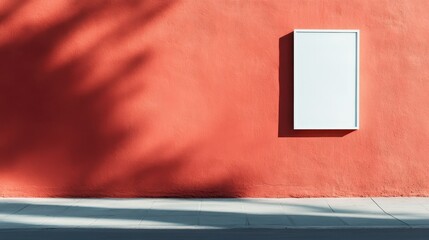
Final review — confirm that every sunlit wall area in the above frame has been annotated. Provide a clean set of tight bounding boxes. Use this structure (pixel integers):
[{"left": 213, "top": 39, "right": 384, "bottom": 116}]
[{"left": 0, "top": 0, "right": 428, "bottom": 197}]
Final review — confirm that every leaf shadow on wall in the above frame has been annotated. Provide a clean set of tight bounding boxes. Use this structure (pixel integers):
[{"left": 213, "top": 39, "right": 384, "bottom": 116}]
[
  {"left": 278, "top": 32, "right": 354, "bottom": 137},
  {"left": 0, "top": 0, "right": 241, "bottom": 197}
]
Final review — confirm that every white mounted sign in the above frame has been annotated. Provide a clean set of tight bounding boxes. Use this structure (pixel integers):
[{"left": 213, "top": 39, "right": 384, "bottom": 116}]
[{"left": 294, "top": 29, "right": 359, "bottom": 130}]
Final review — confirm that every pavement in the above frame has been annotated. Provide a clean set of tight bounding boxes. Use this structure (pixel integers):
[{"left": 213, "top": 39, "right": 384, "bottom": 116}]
[
  {"left": 1, "top": 197, "right": 429, "bottom": 230},
  {"left": 1, "top": 198, "right": 429, "bottom": 239}
]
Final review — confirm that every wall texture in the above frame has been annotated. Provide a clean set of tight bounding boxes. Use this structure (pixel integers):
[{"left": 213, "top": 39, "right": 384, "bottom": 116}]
[{"left": 0, "top": 0, "right": 428, "bottom": 197}]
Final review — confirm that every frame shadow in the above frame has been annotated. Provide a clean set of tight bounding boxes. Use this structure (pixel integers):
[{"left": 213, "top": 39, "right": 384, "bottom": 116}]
[{"left": 278, "top": 32, "right": 354, "bottom": 137}]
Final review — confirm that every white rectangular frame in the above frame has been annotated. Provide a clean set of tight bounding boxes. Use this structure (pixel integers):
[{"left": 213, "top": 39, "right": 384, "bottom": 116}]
[{"left": 294, "top": 29, "right": 359, "bottom": 130}]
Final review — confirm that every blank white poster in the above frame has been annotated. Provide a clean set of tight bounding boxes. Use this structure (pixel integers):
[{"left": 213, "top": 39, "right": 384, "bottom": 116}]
[{"left": 294, "top": 30, "right": 359, "bottom": 130}]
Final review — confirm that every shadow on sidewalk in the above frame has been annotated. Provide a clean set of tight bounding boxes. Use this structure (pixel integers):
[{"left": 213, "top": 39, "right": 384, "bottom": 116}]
[{"left": 1, "top": 200, "right": 427, "bottom": 229}]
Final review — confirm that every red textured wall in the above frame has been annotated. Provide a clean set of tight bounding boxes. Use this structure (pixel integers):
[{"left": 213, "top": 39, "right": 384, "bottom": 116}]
[{"left": 0, "top": 0, "right": 428, "bottom": 197}]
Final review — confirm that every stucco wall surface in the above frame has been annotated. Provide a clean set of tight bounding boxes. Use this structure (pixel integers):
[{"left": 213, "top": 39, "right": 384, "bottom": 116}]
[{"left": 0, "top": 0, "right": 428, "bottom": 197}]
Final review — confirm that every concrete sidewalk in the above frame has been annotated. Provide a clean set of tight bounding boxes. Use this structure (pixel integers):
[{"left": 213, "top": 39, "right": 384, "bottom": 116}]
[{"left": 0, "top": 198, "right": 428, "bottom": 229}]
